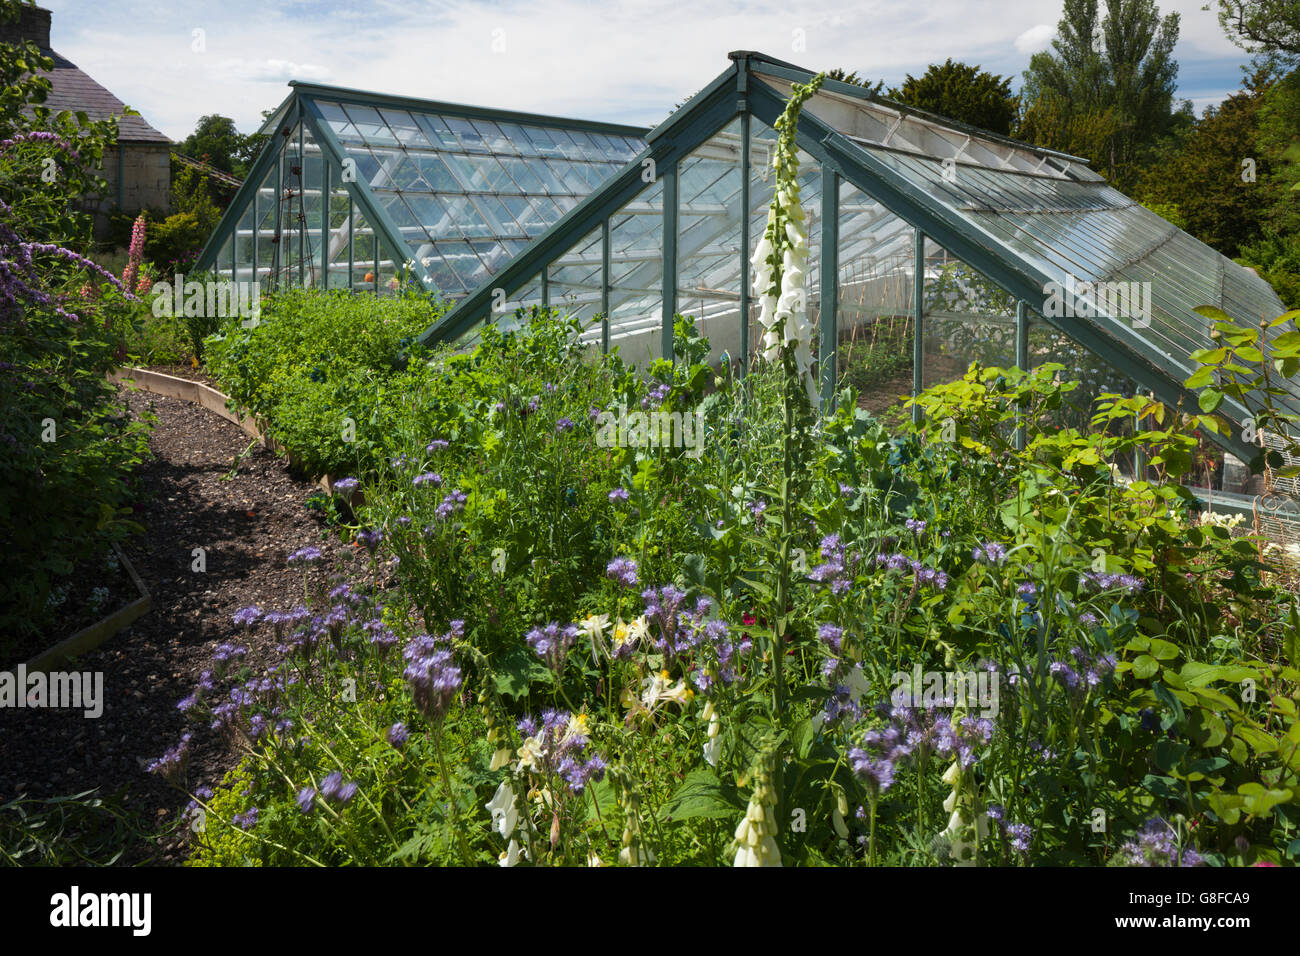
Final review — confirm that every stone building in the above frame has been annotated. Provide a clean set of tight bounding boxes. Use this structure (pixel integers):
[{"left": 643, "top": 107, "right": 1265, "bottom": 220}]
[{"left": 1, "top": 5, "right": 171, "bottom": 236}]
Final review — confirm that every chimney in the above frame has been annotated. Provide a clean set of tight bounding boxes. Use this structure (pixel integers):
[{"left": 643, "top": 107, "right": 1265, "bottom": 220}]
[{"left": 0, "top": 5, "right": 52, "bottom": 50}]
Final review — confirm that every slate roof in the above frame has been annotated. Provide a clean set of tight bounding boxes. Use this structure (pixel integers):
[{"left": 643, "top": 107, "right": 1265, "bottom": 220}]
[{"left": 33, "top": 49, "right": 171, "bottom": 144}]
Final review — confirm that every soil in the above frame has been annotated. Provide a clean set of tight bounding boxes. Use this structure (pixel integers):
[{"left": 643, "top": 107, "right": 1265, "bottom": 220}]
[
  {"left": 2, "top": 552, "right": 140, "bottom": 668},
  {"left": 847, "top": 353, "right": 968, "bottom": 417},
  {"left": 0, "top": 387, "right": 365, "bottom": 864}
]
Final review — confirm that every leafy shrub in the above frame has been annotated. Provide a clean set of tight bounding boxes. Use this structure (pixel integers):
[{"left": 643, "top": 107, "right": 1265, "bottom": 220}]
[
  {"left": 147, "top": 306, "right": 1300, "bottom": 867},
  {"left": 204, "top": 288, "right": 449, "bottom": 477},
  {"left": 0, "top": 21, "right": 153, "bottom": 646}
]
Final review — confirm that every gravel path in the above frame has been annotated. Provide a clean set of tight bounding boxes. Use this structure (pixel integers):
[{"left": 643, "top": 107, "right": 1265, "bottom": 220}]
[{"left": 0, "top": 386, "right": 362, "bottom": 863}]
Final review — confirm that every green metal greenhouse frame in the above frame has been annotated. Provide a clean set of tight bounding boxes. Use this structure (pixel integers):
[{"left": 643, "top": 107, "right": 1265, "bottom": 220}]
[
  {"left": 197, "top": 51, "right": 1291, "bottom": 477},
  {"left": 194, "top": 82, "right": 649, "bottom": 297},
  {"left": 408, "top": 52, "right": 1288, "bottom": 469}
]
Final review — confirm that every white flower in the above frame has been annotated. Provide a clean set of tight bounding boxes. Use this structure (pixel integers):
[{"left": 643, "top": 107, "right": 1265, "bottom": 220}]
[
  {"left": 489, "top": 747, "right": 513, "bottom": 771},
  {"left": 639, "top": 670, "right": 692, "bottom": 711},
  {"left": 702, "top": 699, "right": 722, "bottom": 767},
  {"left": 578, "top": 613, "right": 610, "bottom": 663},
  {"left": 563, "top": 712, "right": 591, "bottom": 745},
  {"left": 618, "top": 844, "right": 655, "bottom": 866},
  {"left": 515, "top": 734, "right": 544, "bottom": 773},
  {"left": 485, "top": 780, "right": 519, "bottom": 839},
  {"left": 499, "top": 839, "right": 522, "bottom": 867},
  {"left": 940, "top": 807, "right": 989, "bottom": 866}
]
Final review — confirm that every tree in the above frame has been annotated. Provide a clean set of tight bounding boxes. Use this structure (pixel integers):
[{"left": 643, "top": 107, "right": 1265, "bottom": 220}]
[
  {"left": 888, "top": 59, "right": 1018, "bottom": 136},
  {"left": 826, "top": 68, "right": 884, "bottom": 95},
  {"left": 1019, "top": 0, "right": 1185, "bottom": 189},
  {"left": 1214, "top": 0, "right": 1300, "bottom": 62},
  {"left": 176, "top": 114, "right": 266, "bottom": 208},
  {"left": 1138, "top": 67, "right": 1273, "bottom": 256},
  {"left": 0, "top": 0, "right": 119, "bottom": 248},
  {"left": 179, "top": 114, "right": 262, "bottom": 176}
]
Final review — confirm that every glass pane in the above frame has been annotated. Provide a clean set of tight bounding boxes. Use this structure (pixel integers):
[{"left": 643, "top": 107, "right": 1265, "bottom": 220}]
[{"left": 342, "top": 104, "right": 399, "bottom": 148}]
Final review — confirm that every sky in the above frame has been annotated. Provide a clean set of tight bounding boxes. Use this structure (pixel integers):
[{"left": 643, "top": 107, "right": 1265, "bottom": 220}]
[{"left": 39, "top": 0, "right": 1258, "bottom": 142}]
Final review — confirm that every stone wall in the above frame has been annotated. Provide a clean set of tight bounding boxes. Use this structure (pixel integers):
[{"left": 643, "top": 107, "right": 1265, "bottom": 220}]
[{"left": 86, "top": 143, "right": 172, "bottom": 238}]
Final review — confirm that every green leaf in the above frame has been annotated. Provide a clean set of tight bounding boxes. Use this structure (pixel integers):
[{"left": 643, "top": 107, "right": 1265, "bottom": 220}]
[
  {"left": 1148, "top": 638, "right": 1180, "bottom": 661},
  {"left": 1132, "top": 654, "right": 1160, "bottom": 679},
  {"left": 491, "top": 646, "right": 551, "bottom": 699},
  {"left": 1194, "top": 305, "right": 1235, "bottom": 324},
  {"left": 1197, "top": 388, "right": 1224, "bottom": 413},
  {"left": 659, "top": 768, "right": 745, "bottom": 822},
  {"left": 792, "top": 717, "right": 815, "bottom": 760}
]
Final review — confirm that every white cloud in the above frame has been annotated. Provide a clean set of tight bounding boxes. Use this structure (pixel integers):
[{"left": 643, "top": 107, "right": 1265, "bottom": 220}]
[
  {"left": 216, "top": 59, "right": 332, "bottom": 83},
  {"left": 35, "top": 0, "right": 1262, "bottom": 142},
  {"left": 1014, "top": 24, "right": 1054, "bottom": 54}
]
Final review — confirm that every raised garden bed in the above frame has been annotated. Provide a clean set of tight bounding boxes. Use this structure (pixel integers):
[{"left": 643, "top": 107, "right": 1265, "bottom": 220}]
[{"left": 19, "top": 543, "right": 152, "bottom": 673}]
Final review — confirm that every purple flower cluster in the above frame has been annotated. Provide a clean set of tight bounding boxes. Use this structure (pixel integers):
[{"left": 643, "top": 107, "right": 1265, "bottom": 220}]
[
  {"left": 639, "top": 587, "right": 738, "bottom": 686},
  {"left": 231, "top": 808, "right": 259, "bottom": 830},
  {"left": 905, "top": 518, "right": 927, "bottom": 535},
  {"left": 146, "top": 733, "right": 192, "bottom": 781},
  {"left": 1081, "top": 571, "right": 1145, "bottom": 594},
  {"left": 985, "top": 805, "right": 1033, "bottom": 854},
  {"left": 425, "top": 439, "right": 449, "bottom": 453},
  {"left": 874, "top": 553, "right": 949, "bottom": 591},
  {"left": 817, "top": 623, "right": 844, "bottom": 653},
  {"left": 413, "top": 471, "right": 442, "bottom": 488},
  {"left": 641, "top": 382, "right": 671, "bottom": 410},
  {"left": 232, "top": 606, "right": 261, "bottom": 628},
  {"left": 972, "top": 542, "right": 1008, "bottom": 565},
  {"left": 1046, "top": 645, "right": 1117, "bottom": 694},
  {"left": 810, "top": 534, "right": 859, "bottom": 596},
  {"left": 606, "top": 557, "right": 638, "bottom": 588},
  {"left": 435, "top": 489, "right": 467, "bottom": 520},
  {"left": 608, "top": 487, "right": 629, "bottom": 503},
  {"left": 516, "top": 709, "right": 607, "bottom": 794},
  {"left": 318, "top": 771, "right": 359, "bottom": 806},
  {"left": 356, "top": 528, "right": 384, "bottom": 552},
  {"left": 526, "top": 621, "right": 580, "bottom": 672},
  {"left": 1117, "top": 819, "right": 1203, "bottom": 867},
  {"left": 333, "top": 477, "right": 359, "bottom": 494},
  {"left": 555, "top": 417, "right": 575, "bottom": 433},
  {"left": 402, "top": 624, "right": 463, "bottom": 719},
  {"left": 287, "top": 546, "right": 323, "bottom": 565},
  {"left": 847, "top": 703, "right": 998, "bottom": 793}
]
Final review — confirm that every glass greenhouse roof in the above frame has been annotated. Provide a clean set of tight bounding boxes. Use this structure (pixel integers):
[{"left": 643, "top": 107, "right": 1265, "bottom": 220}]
[
  {"left": 195, "top": 83, "right": 647, "bottom": 296},
  {"left": 410, "top": 52, "right": 1287, "bottom": 463}
]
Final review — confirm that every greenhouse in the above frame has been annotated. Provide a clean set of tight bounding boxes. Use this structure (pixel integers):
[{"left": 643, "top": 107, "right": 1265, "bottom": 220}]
[
  {"left": 197, "top": 51, "right": 1289, "bottom": 477},
  {"left": 194, "top": 83, "right": 647, "bottom": 297}
]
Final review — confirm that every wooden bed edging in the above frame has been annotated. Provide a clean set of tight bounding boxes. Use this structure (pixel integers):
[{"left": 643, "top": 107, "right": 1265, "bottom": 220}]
[{"left": 24, "top": 542, "right": 153, "bottom": 673}]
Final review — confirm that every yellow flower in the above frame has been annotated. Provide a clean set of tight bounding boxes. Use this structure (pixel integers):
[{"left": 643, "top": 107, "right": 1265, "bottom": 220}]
[
  {"left": 515, "top": 734, "right": 544, "bottom": 773},
  {"left": 641, "top": 670, "right": 692, "bottom": 710},
  {"left": 564, "top": 712, "right": 591, "bottom": 744}
]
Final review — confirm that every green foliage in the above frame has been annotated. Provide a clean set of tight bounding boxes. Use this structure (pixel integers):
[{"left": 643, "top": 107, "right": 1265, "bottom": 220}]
[
  {"left": 890, "top": 59, "right": 1018, "bottom": 137},
  {"left": 1240, "top": 232, "right": 1300, "bottom": 309},
  {"left": 1137, "top": 71, "right": 1273, "bottom": 257},
  {"left": 164, "top": 312, "right": 1300, "bottom": 867},
  {"left": 1214, "top": 0, "right": 1300, "bottom": 61},
  {"left": 175, "top": 114, "right": 266, "bottom": 209},
  {"left": 0, "top": 3, "right": 153, "bottom": 646},
  {"left": 1184, "top": 304, "right": 1300, "bottom": 475},
  {"left": 204, "top": 287, "right": 449, "bottom": 477},
  {"left": 0, "top": 790, "right": 144, "bottom": 866},
  {"left": 1019, "top": 0, "right": 1189, "bottom": 189}
]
